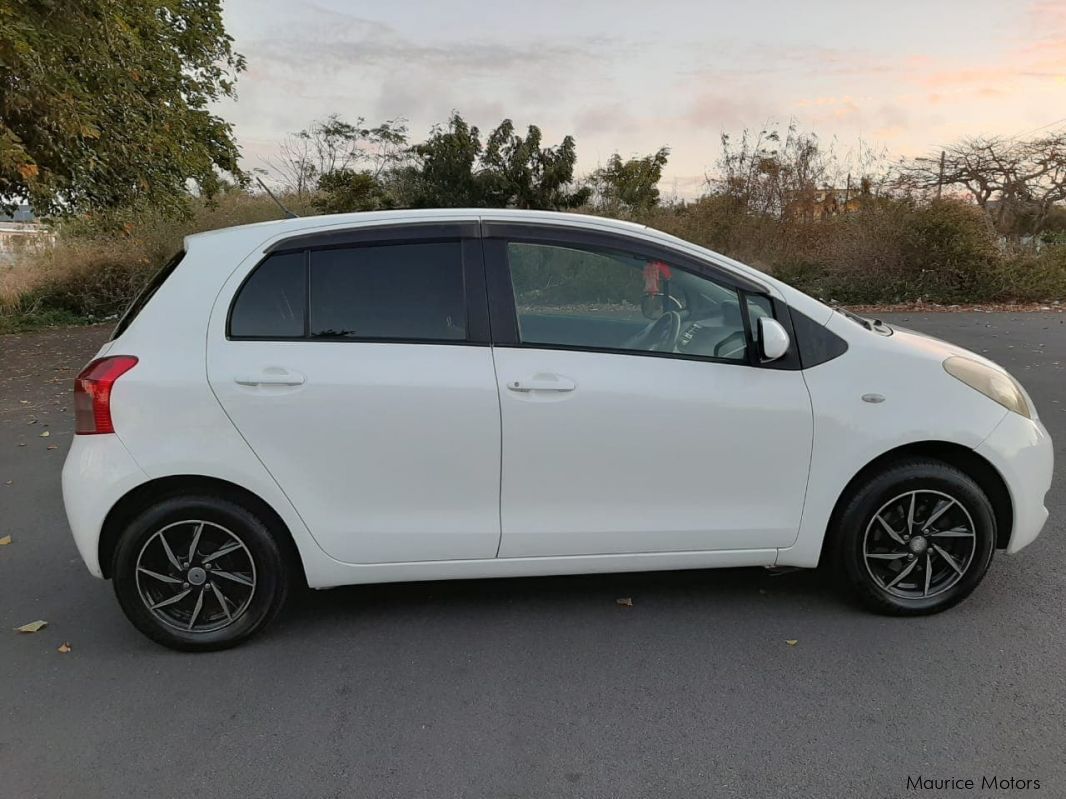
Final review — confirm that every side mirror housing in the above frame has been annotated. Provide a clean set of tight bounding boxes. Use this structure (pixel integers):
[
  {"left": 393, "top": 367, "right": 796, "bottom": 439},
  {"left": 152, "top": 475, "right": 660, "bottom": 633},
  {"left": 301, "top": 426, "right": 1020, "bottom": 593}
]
[{"left": 758, "top": 317, "right": 790, "bottom": 361}]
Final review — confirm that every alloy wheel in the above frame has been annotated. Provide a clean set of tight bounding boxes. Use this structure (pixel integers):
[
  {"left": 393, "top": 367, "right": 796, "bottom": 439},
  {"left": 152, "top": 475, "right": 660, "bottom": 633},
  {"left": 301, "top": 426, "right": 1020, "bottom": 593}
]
[
  {"left": 862, "top": 490, "right": 977, "bottom": 599},
  {"left": 134, "top": 520, "right": 257, "bottom": 633}
]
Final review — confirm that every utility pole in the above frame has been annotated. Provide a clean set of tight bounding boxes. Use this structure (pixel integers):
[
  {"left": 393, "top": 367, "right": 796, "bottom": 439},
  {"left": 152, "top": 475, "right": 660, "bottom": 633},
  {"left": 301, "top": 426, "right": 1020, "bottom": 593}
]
[{"left": 936, "top": 150, "right": 946, "bottom": 200}]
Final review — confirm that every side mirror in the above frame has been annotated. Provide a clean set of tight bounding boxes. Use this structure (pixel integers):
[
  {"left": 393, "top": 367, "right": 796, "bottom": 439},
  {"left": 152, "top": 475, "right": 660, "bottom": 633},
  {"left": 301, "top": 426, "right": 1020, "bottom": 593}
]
[{"left": 758, "top": 317, "right": 790, "bottom": 361}]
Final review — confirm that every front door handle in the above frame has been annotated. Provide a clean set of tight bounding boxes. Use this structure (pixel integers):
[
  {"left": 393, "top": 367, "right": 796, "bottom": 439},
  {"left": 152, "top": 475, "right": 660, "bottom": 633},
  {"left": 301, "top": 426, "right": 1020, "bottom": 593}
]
[
  {"left": 507, "top": 374, "right": 577, "bottom": 393},
  {"left": 235, "top": 368, "right": 305, "bottom": 387}
]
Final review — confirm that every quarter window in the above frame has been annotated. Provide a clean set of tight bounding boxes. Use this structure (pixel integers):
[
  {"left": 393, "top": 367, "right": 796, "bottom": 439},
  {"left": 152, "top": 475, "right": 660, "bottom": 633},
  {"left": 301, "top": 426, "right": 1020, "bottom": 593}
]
[
  {"left": 506, "top": 241, "right": 750, "bottom": 361},
  {"left": 310, "top": 242, "right": 465, "bottom": 341}
]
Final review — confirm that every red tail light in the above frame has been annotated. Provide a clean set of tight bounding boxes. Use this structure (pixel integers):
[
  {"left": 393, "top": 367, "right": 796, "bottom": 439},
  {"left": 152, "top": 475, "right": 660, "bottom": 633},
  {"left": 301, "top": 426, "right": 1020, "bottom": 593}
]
[{"left": 73, "top": 356, "right": 138, "bottom": 435}]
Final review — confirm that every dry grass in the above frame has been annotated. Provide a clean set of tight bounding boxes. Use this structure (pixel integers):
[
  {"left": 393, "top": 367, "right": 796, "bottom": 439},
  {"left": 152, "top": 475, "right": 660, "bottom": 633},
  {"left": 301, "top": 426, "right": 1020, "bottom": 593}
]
[
  {"left": 0, "top": 191, "right": 317, "bottom": 332},
  {"left": 642, "top": 197, "right": 1066, "bottom": 305},
  {"left": 2, "top": 191, "right": 1065, "bottom": 333}
]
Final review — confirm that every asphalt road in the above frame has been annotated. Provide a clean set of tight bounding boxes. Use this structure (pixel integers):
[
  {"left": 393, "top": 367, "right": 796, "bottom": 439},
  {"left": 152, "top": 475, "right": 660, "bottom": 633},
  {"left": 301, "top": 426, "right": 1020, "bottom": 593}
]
[{"left": 2, "top": 312, "right": 1064, "bottom": 799}]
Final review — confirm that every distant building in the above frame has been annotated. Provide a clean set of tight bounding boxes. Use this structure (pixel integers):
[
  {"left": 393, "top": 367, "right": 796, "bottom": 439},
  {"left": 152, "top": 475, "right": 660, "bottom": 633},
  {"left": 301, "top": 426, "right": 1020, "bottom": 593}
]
[{"left": 0, "top": 205, "right": 54, "bottom": 265}]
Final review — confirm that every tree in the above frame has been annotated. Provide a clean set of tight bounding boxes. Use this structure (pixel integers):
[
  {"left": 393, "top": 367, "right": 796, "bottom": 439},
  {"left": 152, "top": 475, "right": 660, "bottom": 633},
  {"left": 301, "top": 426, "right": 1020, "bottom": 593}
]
[
  {"left": 0, "top": 0, "right": 245, "bottom": 216},
  {"left": 269, "top": 114, "right": 409, "bottom": 198},
  {"left": 312, "top": 169, "right": 394, "bottom": 214},
  {"left": 713, "top": 126, "right": 831, "bottom": 220},
  {"left": 589, "top": 148, "right": 670, "bottom": 213},
  {"left": 407, "top": 113, "right": 484, "bottom": 207},
  {"left": 480, "top": 120, "right": 590, "bottom": 209},
  {"left": 898, "top": 132, "right": 1066, "bottom": 237},
  {"left": 406, "top": 112, "right": 590, "bottom": 209}
]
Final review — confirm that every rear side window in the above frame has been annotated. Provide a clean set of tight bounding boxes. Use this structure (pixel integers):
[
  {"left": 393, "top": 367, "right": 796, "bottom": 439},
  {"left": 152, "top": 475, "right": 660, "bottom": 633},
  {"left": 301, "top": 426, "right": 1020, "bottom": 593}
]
[
  {"left": 309, "top": 242, "right": 465, "bottom": 341},
  {"left": 112, "top": 250, "right": 185, "bottom": 339},
  {"left": 229, "top": 252, "right": 307, "bottom": 338}
]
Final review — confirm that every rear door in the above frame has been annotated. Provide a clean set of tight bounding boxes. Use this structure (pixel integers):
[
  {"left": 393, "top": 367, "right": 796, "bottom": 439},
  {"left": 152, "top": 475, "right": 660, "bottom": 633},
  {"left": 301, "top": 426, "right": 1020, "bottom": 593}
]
[
  {"left": 484, "top": 223, "right": 814, "bottom": 557},
  {"left": 207, "top": 222, "right": 502, "bottom": 564}
]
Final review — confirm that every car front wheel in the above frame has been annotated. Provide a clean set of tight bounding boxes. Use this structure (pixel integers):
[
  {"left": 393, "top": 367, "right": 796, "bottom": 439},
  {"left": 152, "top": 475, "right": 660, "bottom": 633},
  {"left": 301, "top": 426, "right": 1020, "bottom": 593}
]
[
  {"left": 833, "top": 459, "right": 996, "bottom": 615},
  {"left": 112, "top": 495, "right": 289, "bottom": 651}
]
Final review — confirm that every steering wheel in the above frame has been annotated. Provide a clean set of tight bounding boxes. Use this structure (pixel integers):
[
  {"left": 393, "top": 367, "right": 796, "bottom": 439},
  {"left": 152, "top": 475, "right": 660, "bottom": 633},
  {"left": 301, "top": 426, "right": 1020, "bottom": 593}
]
[{"left": 625, "top": 311, "right": 682, "bottom": 352}]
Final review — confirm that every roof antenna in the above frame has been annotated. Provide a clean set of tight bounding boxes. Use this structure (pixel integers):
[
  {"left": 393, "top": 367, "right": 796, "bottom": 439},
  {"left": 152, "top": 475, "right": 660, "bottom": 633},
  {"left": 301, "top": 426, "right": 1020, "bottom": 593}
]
[{"left": 256, "top": 177, "right": 298, "bottom": 219}]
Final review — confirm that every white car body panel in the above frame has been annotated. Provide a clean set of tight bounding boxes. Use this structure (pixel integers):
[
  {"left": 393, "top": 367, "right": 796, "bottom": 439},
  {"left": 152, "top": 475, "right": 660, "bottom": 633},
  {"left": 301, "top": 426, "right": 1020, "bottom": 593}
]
[
  {"left": 493, "top": 347, "right": 812, "bottom": 556},
  {"left": 60, "top": 208, "right": 1053, "bottom": 592},
  {"left": 776, "top": 313, "right": 1015, "bottom": 567},
  {"left": 206, "top": 340, "right": 502, "bottom": 563},
  {"left": 976, "top": 411, "right": 1053, "bottom": 554}
]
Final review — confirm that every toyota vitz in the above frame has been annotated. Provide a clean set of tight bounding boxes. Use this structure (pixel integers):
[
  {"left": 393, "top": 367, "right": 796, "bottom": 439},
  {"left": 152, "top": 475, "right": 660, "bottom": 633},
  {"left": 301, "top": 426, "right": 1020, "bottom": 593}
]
[{"left": 62, "top": 210, "right": 1053, "bottom": 650}]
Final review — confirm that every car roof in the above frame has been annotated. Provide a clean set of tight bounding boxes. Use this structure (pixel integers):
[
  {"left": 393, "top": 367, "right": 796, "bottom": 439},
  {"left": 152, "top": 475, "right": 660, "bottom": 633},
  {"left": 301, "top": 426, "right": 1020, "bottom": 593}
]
[
  {"left": 183, "top": 208, "right": 834, "bottom": 324},
  {"left": 185, "top": 208, "right": 649, "bottom": 245}
]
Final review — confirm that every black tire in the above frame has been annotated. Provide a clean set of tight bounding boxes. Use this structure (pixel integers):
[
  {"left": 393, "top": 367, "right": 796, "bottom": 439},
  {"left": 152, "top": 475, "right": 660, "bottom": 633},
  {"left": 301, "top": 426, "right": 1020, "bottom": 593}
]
[
  {"left": 112, "top": 495, "right": 289, "bottom": 651},
  {"left": 831, "top": 459, "right": 996, "bottom": 615}
]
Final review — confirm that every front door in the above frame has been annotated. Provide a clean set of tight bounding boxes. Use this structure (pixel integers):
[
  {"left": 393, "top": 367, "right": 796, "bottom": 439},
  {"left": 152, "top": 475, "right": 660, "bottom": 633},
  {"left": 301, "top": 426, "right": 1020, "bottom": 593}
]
[
  {"left": 207, "top": 228, "right": 502, "bottom": 564},
  {"left": 486, "top": 232, "right": 814, "bottom": 557}
]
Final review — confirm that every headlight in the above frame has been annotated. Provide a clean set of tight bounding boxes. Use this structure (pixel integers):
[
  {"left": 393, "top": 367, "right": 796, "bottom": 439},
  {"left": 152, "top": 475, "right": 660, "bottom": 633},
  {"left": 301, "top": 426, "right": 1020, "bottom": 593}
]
[{"left": 943, "top": 356, "right": 1031, "bottom": 419}]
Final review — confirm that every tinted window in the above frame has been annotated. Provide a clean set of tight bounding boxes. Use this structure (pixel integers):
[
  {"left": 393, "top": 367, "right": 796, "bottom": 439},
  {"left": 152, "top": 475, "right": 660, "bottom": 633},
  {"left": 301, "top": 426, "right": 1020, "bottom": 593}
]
[
  {"left": 745, "top": 294, "right": 774, "bottom": 345},
  {"left": 229, "top": 252, "right": 306, "bottom": 338},
  {"left": 310, "top": 242, "right": 465, "bottom": 341},
  {"left": 507, "top": 241, "right": 748, "bottom": 360},
  {"left": 113, "top": 250, "right": 185, "bottom": 339}
]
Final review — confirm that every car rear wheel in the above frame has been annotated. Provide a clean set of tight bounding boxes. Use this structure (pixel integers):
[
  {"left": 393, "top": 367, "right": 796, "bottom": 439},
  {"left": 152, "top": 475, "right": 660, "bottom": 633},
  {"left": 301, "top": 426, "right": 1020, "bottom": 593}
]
[
  {"left": 832, "top": 459, "right": 996, "bottom": 615},
  {"left": 112, "top": 495, "right": 289, "bottom": 651}
]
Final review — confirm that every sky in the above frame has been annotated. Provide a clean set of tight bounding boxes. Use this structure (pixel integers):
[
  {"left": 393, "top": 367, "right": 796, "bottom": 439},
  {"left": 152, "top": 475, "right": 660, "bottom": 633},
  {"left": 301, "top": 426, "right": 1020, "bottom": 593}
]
[{"left": 217, "top": 0, "right": 1066, "bottom": 198}]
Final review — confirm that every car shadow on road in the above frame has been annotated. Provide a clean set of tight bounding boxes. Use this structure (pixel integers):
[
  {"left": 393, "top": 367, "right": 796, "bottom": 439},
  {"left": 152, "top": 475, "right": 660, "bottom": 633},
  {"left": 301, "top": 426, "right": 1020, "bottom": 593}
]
[{"left": 276, "top": 565, "right": 854, "bottom": 636}]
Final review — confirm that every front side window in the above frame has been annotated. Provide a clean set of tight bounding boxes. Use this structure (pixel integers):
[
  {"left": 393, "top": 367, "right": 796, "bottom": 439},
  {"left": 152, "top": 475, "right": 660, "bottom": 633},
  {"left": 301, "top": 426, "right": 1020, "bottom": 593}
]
[
  {"left": 744, "top": 294, "right": 775, "bottom": 346},
  {"left": 506, "top": 241, "right": 749, "bottom": 361},
  {"left": 310, "top": 241, "right": 465, "bottom": 341}
]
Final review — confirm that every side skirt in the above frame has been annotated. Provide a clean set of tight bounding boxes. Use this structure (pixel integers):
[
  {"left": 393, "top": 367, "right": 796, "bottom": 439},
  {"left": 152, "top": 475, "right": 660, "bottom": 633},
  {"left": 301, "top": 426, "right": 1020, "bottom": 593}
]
[{"left": 301, "top": 548, "right": 781, "bottom": 589}]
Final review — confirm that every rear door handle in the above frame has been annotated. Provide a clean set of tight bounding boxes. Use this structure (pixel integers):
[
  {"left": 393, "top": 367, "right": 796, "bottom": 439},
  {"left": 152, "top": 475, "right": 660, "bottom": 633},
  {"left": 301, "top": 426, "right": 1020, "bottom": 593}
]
[
  {"left": 507, "top": 374, "right": 576, "bottom": 393},
  {"left": 235, "top": 369, "right": 305, "bottom": 387}
]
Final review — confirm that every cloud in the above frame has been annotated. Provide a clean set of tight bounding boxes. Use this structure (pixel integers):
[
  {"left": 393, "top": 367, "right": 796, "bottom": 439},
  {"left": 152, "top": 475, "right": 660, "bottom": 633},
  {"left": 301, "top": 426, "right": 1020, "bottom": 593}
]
[
  {"left": 244, "top": 12, "right": 611, "bottom": 80},
  {"left": 218, "top": 0, "right": 1066, "bottom": 198}
]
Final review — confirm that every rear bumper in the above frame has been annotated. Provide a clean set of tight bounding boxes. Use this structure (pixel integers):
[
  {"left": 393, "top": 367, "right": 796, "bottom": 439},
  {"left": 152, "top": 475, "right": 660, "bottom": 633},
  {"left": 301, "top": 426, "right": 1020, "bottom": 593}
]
[
  {"left": 61, "top": 434, "right": 148, "bottom": 578},
  {"left": 976, "top": 413, "right": 1054, "bottom": 554}
]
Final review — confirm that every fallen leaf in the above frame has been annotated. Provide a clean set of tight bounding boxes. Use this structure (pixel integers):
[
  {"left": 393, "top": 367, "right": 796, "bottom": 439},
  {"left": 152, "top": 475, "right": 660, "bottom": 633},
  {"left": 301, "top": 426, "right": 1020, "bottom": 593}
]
[
  {"left": 0, "top": 535, "right": 11, "bottom": 545},
  {"left": 15, "top": 620, "right": 48, "bottom": 633},
  {"left": 616, "top": 597, "right": 633, "bottom": 607},
  {"left": 39, "top": 431, "right": 50, "bottom": 438},
  {"left": 57, "top": 642, "right": 72, "bottom": 654},
  {"left": 46, "top": 445, "right": 57, "bottom": 450},
  {"left": 785, "top": 639, "right": 798, "bottom": 647},
  {"left": 17, "top": 443, "right": 26, "bottom": 448}
]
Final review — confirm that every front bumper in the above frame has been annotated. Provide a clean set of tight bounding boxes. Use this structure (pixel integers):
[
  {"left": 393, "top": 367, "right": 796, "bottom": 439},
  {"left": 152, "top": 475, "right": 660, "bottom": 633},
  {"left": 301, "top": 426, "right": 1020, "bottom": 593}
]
[
  {"left": 976, "top": 412, "right": 1054, "bottom": 554},
  {"left": 61, "top": 434, "right": 148, "bottom": 577}
]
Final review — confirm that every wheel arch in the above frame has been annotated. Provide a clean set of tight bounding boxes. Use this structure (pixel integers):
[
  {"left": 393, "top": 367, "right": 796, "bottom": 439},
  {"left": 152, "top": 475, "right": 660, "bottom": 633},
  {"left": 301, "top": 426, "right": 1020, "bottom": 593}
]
[
  {"left": 98, "top": 475, "right": 307, "bottom": 586},
  {"left": 821, "top": 441, "right": 1013, "bottom": 563}
]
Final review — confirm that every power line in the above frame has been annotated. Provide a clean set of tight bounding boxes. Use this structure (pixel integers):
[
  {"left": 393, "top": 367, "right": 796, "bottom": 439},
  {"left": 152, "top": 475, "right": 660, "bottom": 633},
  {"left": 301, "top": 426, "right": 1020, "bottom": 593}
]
[{"left": 1008, "top": 116, "right": 1066, "bottom": 141}]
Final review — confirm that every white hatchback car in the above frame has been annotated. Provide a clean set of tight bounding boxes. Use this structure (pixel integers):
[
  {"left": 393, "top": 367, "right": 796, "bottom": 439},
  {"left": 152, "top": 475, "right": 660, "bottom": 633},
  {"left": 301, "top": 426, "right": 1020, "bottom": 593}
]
[{"left": 62, "top": 209, "right": 1053, "bottom": 650}]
